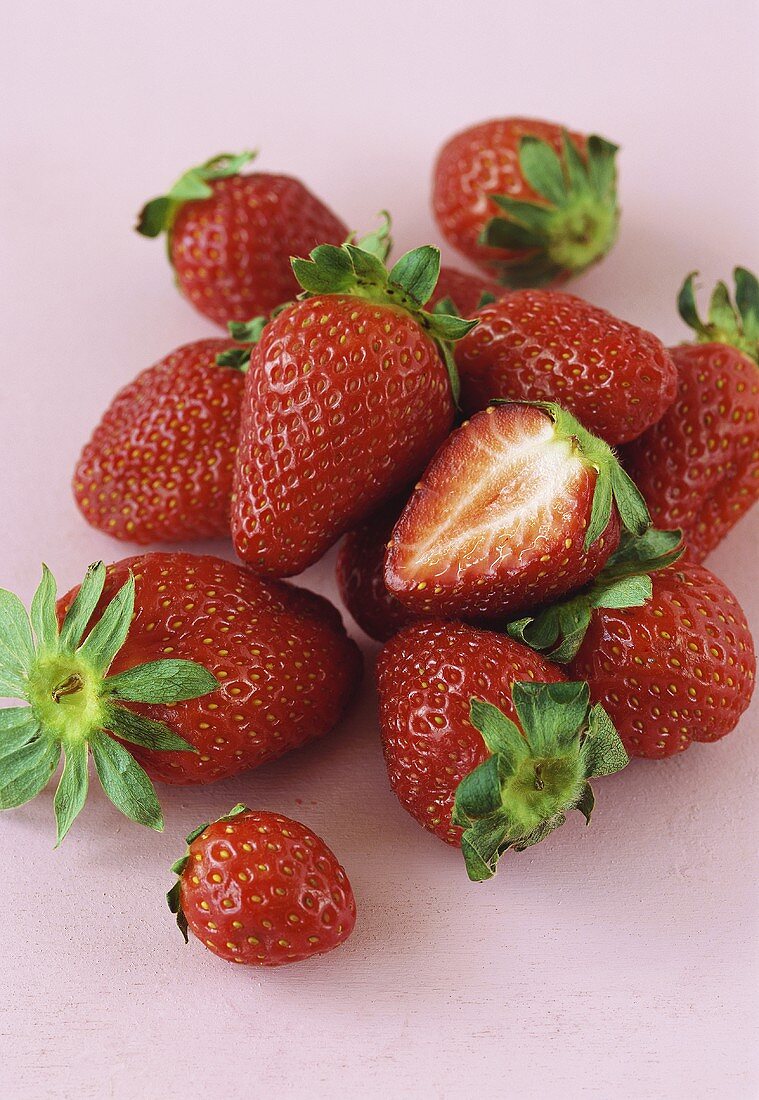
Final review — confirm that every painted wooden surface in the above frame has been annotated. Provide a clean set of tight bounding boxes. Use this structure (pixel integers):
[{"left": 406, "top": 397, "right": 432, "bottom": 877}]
[{"left": 1, "top": 2, "right": 757, "bottom": 1096}]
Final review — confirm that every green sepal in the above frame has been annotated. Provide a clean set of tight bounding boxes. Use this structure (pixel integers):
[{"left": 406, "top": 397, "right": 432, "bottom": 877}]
[
  {"left": 511, "top": 680, "right": 589, "bottom": 754},
  {"left": 105, "top": 659, "right": 218, "bottom": 704},
  {"left": 480, "top": 130, "right": 620, "bottom": 287},
  {"left": 353, "top": 211, "right": 392, "bottom": 262},
  {"left": 290, "top": 237, "right": 479, "bottom": 404},
  {"left": 30, "top": 565, "right": 58, "bottom": 653},
  {"left": 506, "top": 527, "right": 684, "bottom": 663},
  {"left": 90, "top": 730, "right": 163, "bottom": 832},
  {"left": 105, "top": 705, "right": 197, "bottom": 754},
  {"left": 575, "top": 783, "right": 595, "bottom": 825},
  {"left": 59, "top": 561, "right": 106, "bottom": 652},
  {"left": 677, "top": 268, "right": 759, "bottom": 363},
  {"left": 0, "top": 735, "right": 60, "bottom": 810},
  {"left": 167, "top": 803, "right": 251, "bottom": 942},
  {"left": 77, "top": 573, "right": 135, "bottom": 674},
  {"left": 0, "top": 561, "right": 218, "bottom": 841},
  {"left": 136, "top": 150, "right": 257, "bottom": 239},
  {"left": 0, "top": 588, "right": 35, "bottom": 691},
  {"left": 581, "top": 704, "right": 629, "bottom": 776},
  {"left": 454, "top": 680, "right": 628, "bottom": 881},
  {"left": 54, "top": 739, "right": 89, "bottom": 846},
  {"left": 495, "top": 400, "right": 650, "bottom": 549}
]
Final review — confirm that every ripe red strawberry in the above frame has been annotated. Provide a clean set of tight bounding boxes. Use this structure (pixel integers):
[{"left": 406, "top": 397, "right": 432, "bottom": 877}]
[
  {"left": 73, "top": 339, "right": 245, "bottom": 543},
  {"left": 377, "top": 620, "right": 628, "bottom": 879},
  {"left": 336, "top": 497, "right": 418, "bottom": 642},
  {"left": 168, "top": 805, "right": 356, "bottom": 966},
  {"left": 455, "top": 289, "right": 677, "bottom": 445},
  {"left": 385, "top": 402, "right": 650, "bottom": 620},
  {"left": 0, "top": 553, "right": 360, "bottom": 842},
  {"left": 429, "top": 265, "right": 502, "bottom": 316},
  {"left": 232, "top": 241, "right": 475, "bottom": 576},
  {"left": 623, "top": 269, "right": 759, "bottom": 561},
  {"left": 137, "top": 151, "right": 348, "bottom": 327},
  {"left": 568, "top": 561, "right": 756, "bottom": 759},
  {"left": 432, "top": 118, "right": 619, "bottom": 286}
]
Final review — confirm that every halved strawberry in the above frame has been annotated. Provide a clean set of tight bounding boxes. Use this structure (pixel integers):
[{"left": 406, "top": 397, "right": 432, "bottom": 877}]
[{"left": 385, "top": 401, "right": 650, "bottom": 619}]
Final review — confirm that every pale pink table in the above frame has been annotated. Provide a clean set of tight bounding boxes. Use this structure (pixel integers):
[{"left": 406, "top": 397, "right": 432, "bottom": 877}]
[{"left": 1, "top": 3, "right": 757, "bottom": 1097}]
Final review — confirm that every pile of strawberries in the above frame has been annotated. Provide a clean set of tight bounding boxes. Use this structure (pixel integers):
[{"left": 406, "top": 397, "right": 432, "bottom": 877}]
[{"left": 2, "top": 119, "right": 757, "bottom": 968}]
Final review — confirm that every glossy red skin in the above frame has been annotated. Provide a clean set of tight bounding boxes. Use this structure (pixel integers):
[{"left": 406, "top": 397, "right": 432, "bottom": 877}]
[
  {"left": 57, "top": 553, "right": 362, "bottom": 784},
  {"left": 74, "top": 340, "right": 243, "bottom": 544},
  {"left": 432, "top": 118, "right": 586, "bottom": 278},
  {"left": 232, "top": 296, "right": 455, "bottom": 576},
  {"left": 377, "top": 620, "right": 566, "bottom": 845},
  {"left": 428, "top": 265, "right": 502, "bottom": 317},
  {"left": 336, "top": 498, "right": 418, "bottom": 642},
  {"left": 455, "top": 290, "right": 677, "bottom": 445},
  {"left": 180, "top": 811, "right": 356, "bottom": 966},
  {"left": 569, "top": 562, "right": 755, "bottom": 759},
  {"left": 385, "top": 405, "right": 620, "bottom": 620},
  {"left": 169, "top": 173, "right": 348, "bottom": 327},
  {"left": 622, "top": 343, "right": 759, "bottom": 562}
]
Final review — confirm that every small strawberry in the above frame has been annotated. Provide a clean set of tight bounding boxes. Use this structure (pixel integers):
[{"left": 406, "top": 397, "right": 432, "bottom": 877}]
[
  {"left": 137, "top": 151, "right": 348, "bottom": 327},
  {"left": 385, "top": 402, "right": 650, "bottom": 620},
  {"left": 73, "top": 338, "right": 245, "bottom": 544},
  {"left": 232, "top": 240, "right": 476, "bottom": 576},
  {"left": 377, "top": 620, "right": 628, "bottom": 879},
  {"left": 336, "top": 498, "right": 418, "bottom": 642},
  {"left": 0, "top": 553, "right": 361, "bottom": 842},
  {"left": 455, "top": 289, "right": 677, "bottom": 445},
  {"left": 429, "top": 265, "right": 502, "bottom": 316},
  {"left": 432, "top": 118, "right": 619, "bottom": 286},
  {"left": 623, "top": 268, "right": 759, "bottom": 561},
  {"left": 168, "top": 805, "right": 356, "bottom": 966},
  {"left": 567, "top": 561, "right": 756, "bottom": 759}
]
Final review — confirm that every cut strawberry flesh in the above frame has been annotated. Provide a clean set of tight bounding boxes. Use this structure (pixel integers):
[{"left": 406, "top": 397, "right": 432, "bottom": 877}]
[{"left": 385, "top": 404, "right": 619, "bottom": 619}]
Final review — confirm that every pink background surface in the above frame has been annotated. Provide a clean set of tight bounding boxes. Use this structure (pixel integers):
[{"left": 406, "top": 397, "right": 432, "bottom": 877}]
[{"left": 1, "top": 2, "right": 758, "bottom": 1097}]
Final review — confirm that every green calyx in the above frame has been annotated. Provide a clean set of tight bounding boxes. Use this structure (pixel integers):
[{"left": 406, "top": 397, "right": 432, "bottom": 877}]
[
  {"left": 167, "top": 803, "right": 249, "bottom": 942},
  {"left": 501, "top": 400, "right": 650, "bottom": 550},
  {"left": 290, "top": 237, "right": 479, "bottom": 404},
  {"left": 214, "top": 213, "right": 397, "bottom": 372},
  {"left": 507, "top": 527, "right": 684, "bottom": 663},
  {"left": 0, "top": 562, "right": 218, "bottom": 844},
  {"left": 453, "top": 681, "right": 628, "bottom": 881},
  {"left": 136, "top": 150, "right": 257, "bottom": 239},
  {"left": 678, "top": 267, "right": 759, "bottom": 364},
  {"left": 480, "top": 131, "right": 620, "bottom": 287}
]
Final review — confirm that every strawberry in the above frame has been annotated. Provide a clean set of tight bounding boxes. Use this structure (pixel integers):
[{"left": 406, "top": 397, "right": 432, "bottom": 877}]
[
  {"left": 0, "top": 553, "right": 360, "bottom": 841},
  {"left": 432, "top": 118, "right": 619, "bottom": 287},
  {"left": 623, "top": 269, "right": 759, "bottom": 561},
  {"left": 232, "top": 240, "right": 476, "bottom": 576},
  {"left": 429, "top": 265, "right": 502, "bottom": 316},
  {"left": 73, "top": 338, "right": 245, "bottom": 544},
  {"left": 377, "top": 620, "right": 628, "bottom": 879},
  {"left": 336, "top": 497, "right": 418, "bottom": 642},
  {"left": 385, "top": 402, "right": 650, "bottom": 620},
  {"left": 567, "top": 560, "right": 756, "bottom": 759},
  {"left": 168, "top": 805, "right": 356, "bottom": 966},
  {"left": 454, "top": 289, "right": 677, "bottom": 445},
  {"left": 137, "top": 151, "right": 348, "bottom": 327}
]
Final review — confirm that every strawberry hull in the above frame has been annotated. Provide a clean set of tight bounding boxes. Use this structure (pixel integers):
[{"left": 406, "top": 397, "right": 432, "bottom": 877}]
[{"left": 377, "top": 620, "right": 567, "bottom": 846}]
